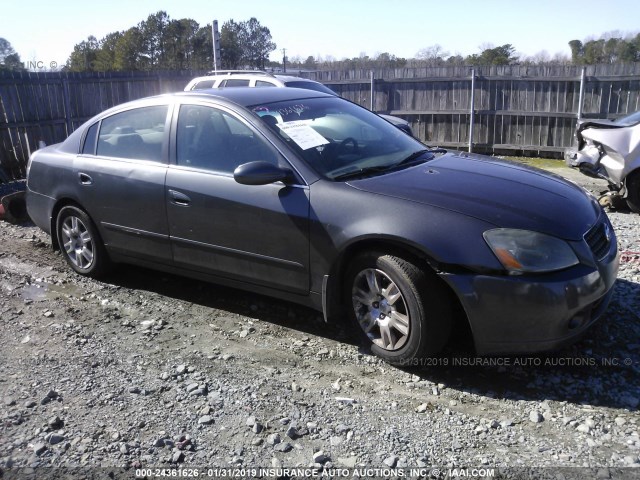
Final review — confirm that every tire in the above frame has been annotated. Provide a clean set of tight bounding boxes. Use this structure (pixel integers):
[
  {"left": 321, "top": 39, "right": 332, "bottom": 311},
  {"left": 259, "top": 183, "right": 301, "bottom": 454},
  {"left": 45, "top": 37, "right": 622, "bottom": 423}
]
[
  {"left": 56, "top": 206, "right": 109, "bottom": 277},
  {"left": 626, "top": 170, "right": 640, "bottom": 214},
  {"left": 345, "top": 251, "right": 452, "bottom": 366}
]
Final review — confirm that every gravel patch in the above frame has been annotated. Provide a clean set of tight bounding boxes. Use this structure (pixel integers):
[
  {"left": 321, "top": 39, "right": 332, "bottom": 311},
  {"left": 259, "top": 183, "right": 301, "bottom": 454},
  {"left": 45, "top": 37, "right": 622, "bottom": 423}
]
[{"left": 0, "top": 169, "right": 639, "bottom": 477}]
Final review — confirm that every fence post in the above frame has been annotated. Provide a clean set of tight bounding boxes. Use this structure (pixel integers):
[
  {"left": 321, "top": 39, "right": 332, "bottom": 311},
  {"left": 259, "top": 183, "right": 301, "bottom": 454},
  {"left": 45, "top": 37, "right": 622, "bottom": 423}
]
[
  {"left": 61, "top": 75, "right": 73, "bottom": 136},
  {"left": 370, "top": 70, "right": 374, "bottom": 112},
  {"left": 577, "top": 67, "right": 586, "bottom": 121},
  {"left": 468, "top": 68, "right": 476, "bottom": 153}
]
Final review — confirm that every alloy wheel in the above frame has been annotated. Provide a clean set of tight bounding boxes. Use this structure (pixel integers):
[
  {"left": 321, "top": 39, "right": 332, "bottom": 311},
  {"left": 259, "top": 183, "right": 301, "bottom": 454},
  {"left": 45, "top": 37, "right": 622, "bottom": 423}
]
[
  {"left": 61, "top": 215, "right": 94, "bottom": 270},
  {"left": 351, "top": 268, "right": 410, "bottom": 350}
]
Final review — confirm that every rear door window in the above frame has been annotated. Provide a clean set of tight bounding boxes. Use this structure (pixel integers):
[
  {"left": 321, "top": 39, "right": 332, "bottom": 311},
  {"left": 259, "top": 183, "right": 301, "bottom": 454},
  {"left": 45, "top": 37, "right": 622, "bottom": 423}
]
[
  {"left": 193, "top": 80, "right": 216, "bottom": 89},
  {"left": 221, "top": 79, "right": 250, "bottom": 88},
  {"left": 97, "top": 106, "right": 168, "bottom": 162}
]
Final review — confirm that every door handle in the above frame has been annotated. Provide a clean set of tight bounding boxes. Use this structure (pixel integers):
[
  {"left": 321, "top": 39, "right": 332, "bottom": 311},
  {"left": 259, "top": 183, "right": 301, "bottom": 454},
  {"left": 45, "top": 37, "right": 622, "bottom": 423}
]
[
  {"left": 78, "top": 172, "right": 93, "bottom": 185},
  {"left": 168, "top": 189, "right": 191, "bottom": 206}
]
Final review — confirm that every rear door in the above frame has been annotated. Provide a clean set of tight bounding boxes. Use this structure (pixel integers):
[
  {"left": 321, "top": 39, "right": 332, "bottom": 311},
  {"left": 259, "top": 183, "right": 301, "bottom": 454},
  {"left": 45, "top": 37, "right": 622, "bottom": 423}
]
[
  {"left": 165, "top": 101, "right": 310, "bottom": 294},
  {"left": 74, "top": 102, "right": 172, "bottom": 263}
]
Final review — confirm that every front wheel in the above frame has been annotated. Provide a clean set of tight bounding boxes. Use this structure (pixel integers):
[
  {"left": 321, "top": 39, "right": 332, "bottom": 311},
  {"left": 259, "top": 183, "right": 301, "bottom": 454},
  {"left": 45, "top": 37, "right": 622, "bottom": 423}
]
[
  {"left": 626, "top": 170, "right": 640, "bottom": 214},
  {"left": 56, "top": 206, "right": 109, "bottom": 277},
  {"left": 345, "top": 251, "right": 452, "bottom": 366}
]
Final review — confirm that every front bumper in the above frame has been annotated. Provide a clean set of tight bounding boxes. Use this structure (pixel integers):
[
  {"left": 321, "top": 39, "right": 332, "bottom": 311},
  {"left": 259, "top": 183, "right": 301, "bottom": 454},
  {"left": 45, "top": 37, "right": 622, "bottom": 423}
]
[{"left": 443, "top": 238, "right": 619, "bottom": 355}]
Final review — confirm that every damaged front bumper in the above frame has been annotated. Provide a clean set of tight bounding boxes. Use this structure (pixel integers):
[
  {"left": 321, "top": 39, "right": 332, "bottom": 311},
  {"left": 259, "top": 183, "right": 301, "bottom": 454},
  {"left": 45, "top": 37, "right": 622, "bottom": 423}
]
[
  {"left": 566, "top": 116, "right": 640, "bottom": 187},
  {"left": 565, "top": 143, "right": 609, "bottom": 181}
]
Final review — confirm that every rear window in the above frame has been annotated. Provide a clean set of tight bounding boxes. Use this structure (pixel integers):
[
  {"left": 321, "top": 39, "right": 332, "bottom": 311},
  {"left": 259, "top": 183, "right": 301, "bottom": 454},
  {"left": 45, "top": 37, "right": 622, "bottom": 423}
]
[
  {"left": 193, "top": 80, "right": 216, "bottom": 90},
  {"left": 256, "top": 80, "right": 277, "bottom": 87},
  {"left": 284, "top": 81, "right": 336, "bottom": 95}
]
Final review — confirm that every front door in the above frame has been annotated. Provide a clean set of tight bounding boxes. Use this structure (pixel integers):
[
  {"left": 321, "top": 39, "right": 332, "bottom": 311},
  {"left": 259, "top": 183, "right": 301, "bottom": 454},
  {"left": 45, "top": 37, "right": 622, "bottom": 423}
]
[{"left": 165, "top": 103, "right": 310, "bottom": 294}]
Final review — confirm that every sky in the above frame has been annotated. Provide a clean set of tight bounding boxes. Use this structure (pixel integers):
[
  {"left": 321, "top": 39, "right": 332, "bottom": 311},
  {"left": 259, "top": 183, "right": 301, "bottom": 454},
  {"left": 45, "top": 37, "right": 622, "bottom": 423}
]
[{"left": 3, "top": 0, "right": 640, "bottom": 70}]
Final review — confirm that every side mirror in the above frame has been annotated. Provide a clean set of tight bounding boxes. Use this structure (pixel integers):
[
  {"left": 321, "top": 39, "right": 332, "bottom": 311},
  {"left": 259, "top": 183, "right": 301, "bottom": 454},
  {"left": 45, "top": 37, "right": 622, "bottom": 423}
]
[{"left": 233, "top": 161, "right": 293, "bottom": 186}]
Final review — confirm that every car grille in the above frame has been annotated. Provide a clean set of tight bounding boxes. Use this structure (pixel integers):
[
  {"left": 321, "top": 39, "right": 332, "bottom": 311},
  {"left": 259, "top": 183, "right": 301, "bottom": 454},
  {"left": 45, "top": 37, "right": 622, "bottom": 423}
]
[{"left": 584, "top": 220, "right": 611, "bottom": 260}]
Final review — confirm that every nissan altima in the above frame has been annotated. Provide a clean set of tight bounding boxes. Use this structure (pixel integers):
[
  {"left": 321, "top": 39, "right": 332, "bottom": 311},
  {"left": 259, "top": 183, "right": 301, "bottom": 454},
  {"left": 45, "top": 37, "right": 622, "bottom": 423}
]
[{"left": 26, "top": 88, "right": 619, "bottom": 365}]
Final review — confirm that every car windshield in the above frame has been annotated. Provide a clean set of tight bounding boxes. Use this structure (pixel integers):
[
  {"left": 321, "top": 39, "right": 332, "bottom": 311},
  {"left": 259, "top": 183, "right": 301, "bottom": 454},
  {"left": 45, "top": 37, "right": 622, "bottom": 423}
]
[
  {"left": 251, "top": 97, "right": 429, "bottom": 180},
  {"left": 615, "top": 110, "right": 640, "bottom": 126}
]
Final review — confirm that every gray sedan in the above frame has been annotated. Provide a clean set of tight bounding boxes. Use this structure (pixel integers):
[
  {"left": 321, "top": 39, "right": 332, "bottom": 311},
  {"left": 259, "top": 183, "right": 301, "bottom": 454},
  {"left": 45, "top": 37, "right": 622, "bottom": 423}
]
[{"left": 26, "top": 88, "right": 619, "bottom": 365}]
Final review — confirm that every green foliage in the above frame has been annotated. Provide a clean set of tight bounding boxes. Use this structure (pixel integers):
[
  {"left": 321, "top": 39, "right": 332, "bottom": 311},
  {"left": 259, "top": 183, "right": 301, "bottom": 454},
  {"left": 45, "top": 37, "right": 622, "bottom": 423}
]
[
  {"left": 93, "top": 32, "right": 122, "bottom": 71},
  {"left": 114, "top": 28, "right": 144, "bottom": 70},
  {"left": 568, "top": 34, "right": 640, "bottom": 64},
  {"left": 0, "top": 37, "right": 24, "bottom": 71},
  {"left": 291, "top": 52, "right": 406, "bottom": 71},
  {"left": 238, "top": 18, "right": 276, "bottom": 70},
  {"left": 61, "top": 16, "right": 640, "bottom": 73},
  {"left": 62, "top": 11, "right": 277, "bottom": 72},
  {"left": 65, "top": 35, "right": 99, "bottom": 72},
  {"left": 465, "top": 44, "right": 518, "bottom": 66},
  {"left": 220, "top": 20, "right": 243, "bottom": 69}
]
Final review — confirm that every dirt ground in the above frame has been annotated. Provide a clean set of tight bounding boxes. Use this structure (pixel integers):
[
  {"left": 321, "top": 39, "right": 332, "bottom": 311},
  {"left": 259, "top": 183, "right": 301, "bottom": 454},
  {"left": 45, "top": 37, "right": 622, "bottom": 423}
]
[{"left": 1, "top": 165, "right": 639, "bottom": 479}]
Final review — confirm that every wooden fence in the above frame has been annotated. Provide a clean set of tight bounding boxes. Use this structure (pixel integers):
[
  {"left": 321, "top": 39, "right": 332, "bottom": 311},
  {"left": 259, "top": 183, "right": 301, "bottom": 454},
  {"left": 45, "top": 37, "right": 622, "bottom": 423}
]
[
  {"left": 303, "top": 63, "right": 640, "bottom": 156},
  {"left": 0, "top": 70, "right": 204, "bottom": 179},
  {"left": 2, "top": 65, "right": 640, "bottom": 179}
]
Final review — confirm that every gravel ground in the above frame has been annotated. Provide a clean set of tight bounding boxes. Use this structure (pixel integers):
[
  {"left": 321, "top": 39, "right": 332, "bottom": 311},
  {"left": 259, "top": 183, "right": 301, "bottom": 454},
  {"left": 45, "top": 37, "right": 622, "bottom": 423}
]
[{"left": 0, "top": 166, "right": 639, "bottom": 479}]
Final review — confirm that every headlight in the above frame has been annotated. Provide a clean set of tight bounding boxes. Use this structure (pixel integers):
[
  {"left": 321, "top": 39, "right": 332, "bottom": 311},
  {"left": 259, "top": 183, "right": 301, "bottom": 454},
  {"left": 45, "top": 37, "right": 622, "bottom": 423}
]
[{"left": 483, "top": 229, "right": 579, "bottom": 274}]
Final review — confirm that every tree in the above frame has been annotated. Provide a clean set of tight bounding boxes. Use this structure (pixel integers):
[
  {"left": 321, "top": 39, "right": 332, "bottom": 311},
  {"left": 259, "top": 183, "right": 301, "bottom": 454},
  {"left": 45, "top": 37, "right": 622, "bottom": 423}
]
[
  {"left": 302, "top": 55, "right": 317, "bottom": 70},
  {"left": 114, "top": 27, "right": 144, "bottom": 70},
  {"left": 164, "top": 18, "right": 200, "bottom": 69},
  {"left": 93, "top": 32, "right": 122, "bottom": 71},
  {"left": 372, "top": 52, "right": 406, "bottom": 69},
  {"left": 0, "top": 37, "right": 23, "bottom": 71},
  {"left": 65, "top": 35, "right": 99, "bottom": 71},
  {"left": 239, "top": 17, "right": 276, "bottom": 69},
  {"left": 220, "top": 20, "right": 243, "bottom": 69},
  {"left": 138, "top": 11, "right": 171, "bottom": 69},
  {"left": 191, "top": 25, "right": 212, "bottom": 70},
  {"left": 568, "top": 40, "right": 583, "bottom": 64},
  {"left": 616, "top": 39, "right": 638, "bottom": 63},
  {"left": 466, "top": 44, "right": 518, "bottom": 66},
  {"left": 583, "top": 39, "right": 606, "bottom": 64},
  {"left": 415, "top": 44, "right": 449, "bottom": 65},
  {"left": 569, "top": 34, "right": 640, "bottom": 64},
  {"left": 60, "top": 13, "right": 281, "bottom": 72}
]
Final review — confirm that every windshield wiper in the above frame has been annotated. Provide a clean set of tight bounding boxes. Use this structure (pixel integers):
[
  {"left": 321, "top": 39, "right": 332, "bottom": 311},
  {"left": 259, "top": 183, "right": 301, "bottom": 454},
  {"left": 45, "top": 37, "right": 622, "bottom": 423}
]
[
  {"left": 332, "top": 165, "right": 390, "bottom": 181},
  {"left": 332, "top": 147, "right": 448, "bottom": 181},
  {"left": 394, "top": 147, "right": 447, "bottom": 169}
]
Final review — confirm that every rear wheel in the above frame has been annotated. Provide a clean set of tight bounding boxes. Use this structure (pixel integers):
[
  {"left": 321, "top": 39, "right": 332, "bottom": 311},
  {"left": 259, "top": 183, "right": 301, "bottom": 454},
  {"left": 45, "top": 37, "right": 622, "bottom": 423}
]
[
  {"left": 56, "top": 206, "right": 109, "bottom": 277},
  {"left": 345, "top": 251, "right": 452, "bottom": 366},
  {"left": 626, "top": 170, "right": 640, "bottom": 213}
]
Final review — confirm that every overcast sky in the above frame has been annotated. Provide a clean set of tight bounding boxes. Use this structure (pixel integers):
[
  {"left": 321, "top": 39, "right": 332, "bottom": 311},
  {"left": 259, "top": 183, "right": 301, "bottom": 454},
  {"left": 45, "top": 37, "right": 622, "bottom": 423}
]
[{"left": 4, "top": 0, "right": 640, "bottom": 70}]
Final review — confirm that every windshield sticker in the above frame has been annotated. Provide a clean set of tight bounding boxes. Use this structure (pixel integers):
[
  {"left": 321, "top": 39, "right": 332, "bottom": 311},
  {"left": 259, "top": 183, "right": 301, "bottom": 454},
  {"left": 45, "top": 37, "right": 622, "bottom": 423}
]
[{"left": 277, "top": 121, "right": 329, "bottom": 150}]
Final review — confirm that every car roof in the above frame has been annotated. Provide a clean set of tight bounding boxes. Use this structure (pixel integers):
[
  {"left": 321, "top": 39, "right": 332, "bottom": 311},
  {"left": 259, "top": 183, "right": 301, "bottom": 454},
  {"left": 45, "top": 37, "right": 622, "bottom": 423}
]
[
  {"left": 175, "top": 87, "right": 333, "bottom": 107},
  {"left": 188, "top": 72, "right": 324, "bottom": 86},
  {"left": 273, "top": 74, "right": 317, "bottom": 83}
]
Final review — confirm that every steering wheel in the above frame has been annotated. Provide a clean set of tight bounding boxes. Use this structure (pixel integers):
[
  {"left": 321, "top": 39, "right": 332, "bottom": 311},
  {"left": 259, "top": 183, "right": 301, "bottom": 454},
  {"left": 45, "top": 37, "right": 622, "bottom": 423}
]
[{"left": 338, "top": 137, "right": 359, "bottom": 155}]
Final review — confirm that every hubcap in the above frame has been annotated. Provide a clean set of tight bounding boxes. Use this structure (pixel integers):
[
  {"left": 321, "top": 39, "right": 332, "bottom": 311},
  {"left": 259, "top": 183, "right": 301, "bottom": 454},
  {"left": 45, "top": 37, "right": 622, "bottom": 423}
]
[
  {"left": 61, "top": 216, "right": 94, "bottom": 270},
  {"left": 352, "top": 268, "right": 410, "bottom": 351}
]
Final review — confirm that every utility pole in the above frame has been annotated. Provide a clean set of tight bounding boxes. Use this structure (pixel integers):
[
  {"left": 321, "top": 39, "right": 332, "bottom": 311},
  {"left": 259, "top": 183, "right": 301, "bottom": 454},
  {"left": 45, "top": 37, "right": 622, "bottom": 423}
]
[
  {"left": 282, "top": 48, "right": 287, "bottom": 73},
  {"left": 212, "top": 20, "right": 221, "bottom": 72}
]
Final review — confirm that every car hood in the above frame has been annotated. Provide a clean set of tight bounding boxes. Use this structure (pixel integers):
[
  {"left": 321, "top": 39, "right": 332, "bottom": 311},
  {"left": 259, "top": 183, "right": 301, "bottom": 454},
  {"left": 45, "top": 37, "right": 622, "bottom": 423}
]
[{"left": 347, "top": 152, "right": 600, "bottom": 240}]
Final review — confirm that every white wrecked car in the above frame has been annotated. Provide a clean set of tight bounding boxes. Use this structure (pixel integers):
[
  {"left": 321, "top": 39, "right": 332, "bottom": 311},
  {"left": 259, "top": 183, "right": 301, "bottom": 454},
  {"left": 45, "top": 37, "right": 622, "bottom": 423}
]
[{"left": 566, "top": 110, "right": 640, "bottom": 212}]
